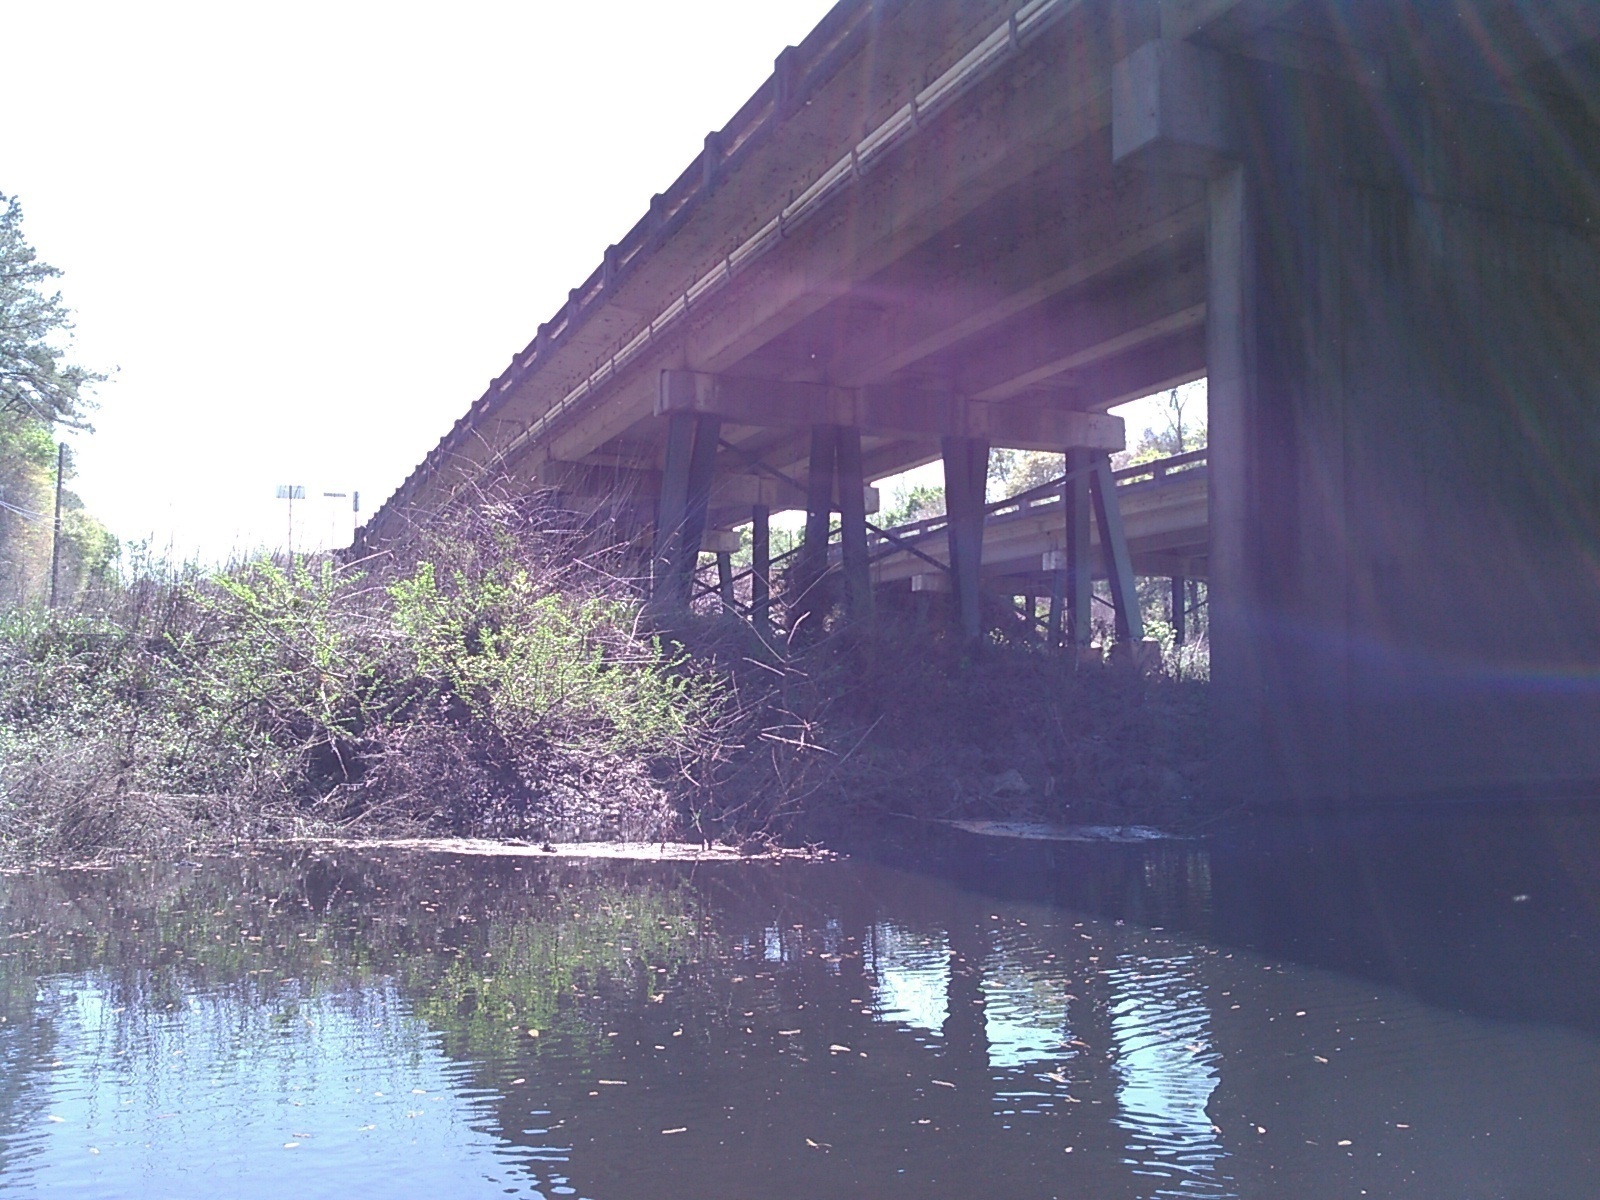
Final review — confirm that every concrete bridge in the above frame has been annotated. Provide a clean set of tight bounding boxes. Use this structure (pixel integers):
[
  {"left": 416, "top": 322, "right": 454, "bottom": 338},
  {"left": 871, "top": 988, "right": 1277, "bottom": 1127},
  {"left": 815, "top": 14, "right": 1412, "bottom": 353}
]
[
  {"left": 862, "top": 450, "right": 1207, "bottom": 592},
  {"left": 361, "top": 0, "right": 1600, "bottom": 802}
]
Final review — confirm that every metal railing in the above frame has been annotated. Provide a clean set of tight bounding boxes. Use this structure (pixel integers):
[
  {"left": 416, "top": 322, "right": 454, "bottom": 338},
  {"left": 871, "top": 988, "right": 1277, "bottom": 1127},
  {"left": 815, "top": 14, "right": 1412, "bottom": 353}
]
[{"left": 862, "top": 448, "right": 1208, "bottom": 557}]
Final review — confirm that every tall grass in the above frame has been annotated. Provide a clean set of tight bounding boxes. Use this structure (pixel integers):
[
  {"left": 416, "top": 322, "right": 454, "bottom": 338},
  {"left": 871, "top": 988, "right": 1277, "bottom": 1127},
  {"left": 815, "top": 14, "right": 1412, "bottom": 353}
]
[
  {"left": 0, "top": 485, "right": 1218, "bottom": 864},
  {"left": 0, "top": 492, "right": 720, "bottom": 862}
]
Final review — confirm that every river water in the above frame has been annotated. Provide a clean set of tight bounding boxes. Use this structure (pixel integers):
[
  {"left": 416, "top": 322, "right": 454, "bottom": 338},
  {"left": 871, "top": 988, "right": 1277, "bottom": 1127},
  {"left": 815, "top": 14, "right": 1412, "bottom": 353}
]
[{"left": 0, "top": 805, "right": 1596, "bottom": 1198}]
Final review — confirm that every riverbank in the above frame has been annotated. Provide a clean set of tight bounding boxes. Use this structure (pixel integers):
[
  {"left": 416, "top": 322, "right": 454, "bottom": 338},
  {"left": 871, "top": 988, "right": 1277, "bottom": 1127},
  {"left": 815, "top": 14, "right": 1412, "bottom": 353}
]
[
  {"left": 671, "top": 613, "right": 1217, "bottom": 848},
  {"left": 0, "top": 609, "right": 1217, "bottom": 866},
  {"left": 0, "top": 498, "right": 1216, "bottom": 867}
]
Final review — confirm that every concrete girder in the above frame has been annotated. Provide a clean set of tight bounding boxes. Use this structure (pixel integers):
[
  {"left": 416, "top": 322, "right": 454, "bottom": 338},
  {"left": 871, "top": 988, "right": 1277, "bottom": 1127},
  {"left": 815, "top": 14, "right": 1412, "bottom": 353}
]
[
  {"left": 534, "top": 457, "right": 878, "bottom": 515},
  {"left": 818, "top": 191, "right": 1208, "bottom": 388},
  {"left": 972, "top": 304, "right": 1206, "bottom": 402},
  {"left": 681, "top": 8, "right": 1121, "bottom": 378},
  {"left": 948, "top": 254, "right": 1208, "bottom": 401},
  {"left": 657, "top": 370, "right": 1125, "bottom": 454},
  {"left": 1056, "top": 325, "right": 1207, "bottom": 412}
]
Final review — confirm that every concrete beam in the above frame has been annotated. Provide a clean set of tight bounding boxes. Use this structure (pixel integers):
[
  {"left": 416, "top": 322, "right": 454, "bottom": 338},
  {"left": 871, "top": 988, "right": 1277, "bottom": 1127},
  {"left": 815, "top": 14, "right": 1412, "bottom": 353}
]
[
  {"left": 825, "top": 190, "right": 1207, "bottom": 387},
  {"left": 954, "top": 257, "right": 1207, "bottom": 401},
  {"left": 1113, "top": 39, "right": 1235, "bottom": 177},
  {"left": 658, "top": 371, "right": 1125, "bottom": 453},
  {"left": 974, "top": 306, "right": 1206, "bottom": 401},
  {"left": 1059, "top": 325, "right": 1207, "bottom": 411},
  {"left": 535, "top": 456, "right": 878, "bottom": 514}
]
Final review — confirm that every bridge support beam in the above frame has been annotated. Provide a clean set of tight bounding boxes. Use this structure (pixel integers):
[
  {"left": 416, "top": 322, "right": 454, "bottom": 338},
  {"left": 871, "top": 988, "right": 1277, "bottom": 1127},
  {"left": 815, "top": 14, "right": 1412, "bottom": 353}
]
[
  {"left": 792, "top": 424, "right": 838, "bottom": 633},
  {"left": 750, "top": 503, "right": 771, "bottom": 631},
  {"left": 942, "top": 435, "right": 989, "bottom": 642},
  {"left": 658, "top": 370, "right": 1122, "bottom": 453},
  {"left": 1090, "top": 451, "right": 1145, "bottom": 648},
  {"left": 1064, "top": 446, "right": 1093, "bottom": 646},
  {"left": 836, "top": 426, "right": 872, "bottom": 621},
  {"left": 652, "top": 412, "right": 720, "bottom": 608},
  {"left": 1171, "top": 574, "right": 1187, "bottom": 647}
]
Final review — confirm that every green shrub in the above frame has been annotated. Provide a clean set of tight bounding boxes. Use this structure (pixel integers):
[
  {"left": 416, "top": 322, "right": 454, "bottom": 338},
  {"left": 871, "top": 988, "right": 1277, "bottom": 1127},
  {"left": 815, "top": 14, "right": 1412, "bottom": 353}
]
[
  {"left": 388, "top": 557, "right": 710, "bottom": 755},
  {"left": 0, "top": 505, "right": 726, "bottom": 861}
]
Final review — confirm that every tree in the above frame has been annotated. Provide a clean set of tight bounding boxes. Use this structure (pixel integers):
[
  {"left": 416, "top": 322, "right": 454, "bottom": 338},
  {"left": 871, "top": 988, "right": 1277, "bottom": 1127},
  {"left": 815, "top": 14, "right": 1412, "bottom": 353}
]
[
  {"left": 987, "top": 447, "right": 1062, "bottom": 501},
  {"left": 0, "top": 193, "right": 115, "bottom": 602},
  {"left": 1, "top": 192, "right": 104, "bottom": 429},
  {"left": 1115, "top": 386, "right": 1208, "bottom": 469},
  {"left": 878, "top": 480, "right": 946, "bottom": 527}
]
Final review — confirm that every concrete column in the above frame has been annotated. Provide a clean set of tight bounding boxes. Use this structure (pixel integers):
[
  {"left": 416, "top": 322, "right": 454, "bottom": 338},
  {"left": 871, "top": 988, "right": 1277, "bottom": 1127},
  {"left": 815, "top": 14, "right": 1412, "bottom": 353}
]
[
  {"left": 1064, "top": 446, "right": 1093, "bottom": 645},
  {"left": 1047, "top": 560, "right": 1065, "bottom": 647},
  {"left": 835, "top": 425, "right": 872, "bottom": 621},
  {"left": 652, "top": 412, "right": 720, "bottom": 608},
  {"left": 941, "top": 435, "right": 989, "bottom": 641},
  {"left": 1205, "top": 164, "right": 1269, "bottom": 785},
  {"left": 1209, "top": 61, "right": 1600, "bottom": 798},
  {"left": 1090, "top": 451, "right": 1144, "bottom": 645},
  {"left": 793, "top": 424, "right": 838, "bottom": 631},
  {"left": 652, "top": 412, "right": 698, "bottom": 605},
  {"left": 750, "top": 503, "right": 771, "bottom": 630},
  {"left": 680, "top": 415, "right": 721, "bottom": 590}
]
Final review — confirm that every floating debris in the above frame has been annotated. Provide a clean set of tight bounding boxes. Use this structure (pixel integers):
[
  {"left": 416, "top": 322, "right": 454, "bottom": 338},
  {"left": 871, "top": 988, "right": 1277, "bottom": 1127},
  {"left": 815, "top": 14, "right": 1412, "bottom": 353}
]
[{"left": 940, "top": 820, "right": 1176, "bottom": 843}]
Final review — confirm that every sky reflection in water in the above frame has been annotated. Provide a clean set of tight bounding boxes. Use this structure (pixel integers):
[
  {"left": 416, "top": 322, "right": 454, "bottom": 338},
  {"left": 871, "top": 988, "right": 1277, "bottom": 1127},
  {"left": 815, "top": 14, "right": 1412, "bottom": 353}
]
[{"left": 0, "top": 814, "right": 1596, "bottom": 1199}]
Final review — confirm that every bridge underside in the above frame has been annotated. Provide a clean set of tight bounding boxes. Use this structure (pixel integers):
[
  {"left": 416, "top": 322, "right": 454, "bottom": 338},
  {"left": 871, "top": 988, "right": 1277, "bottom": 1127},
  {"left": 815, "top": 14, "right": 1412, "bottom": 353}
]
[{"left": 367, "top": 0, "right": 1600, "bottom": 802}]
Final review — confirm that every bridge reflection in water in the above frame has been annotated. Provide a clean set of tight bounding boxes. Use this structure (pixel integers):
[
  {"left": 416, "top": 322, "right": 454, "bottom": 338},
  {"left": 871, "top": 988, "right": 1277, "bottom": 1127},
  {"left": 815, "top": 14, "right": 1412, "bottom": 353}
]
[
  {"left": 1104, "top": 953, "right": 1231, "bottom": 1198},
  {"left": 3, "top": 816, "right": 1599, "bottom": 1198}
]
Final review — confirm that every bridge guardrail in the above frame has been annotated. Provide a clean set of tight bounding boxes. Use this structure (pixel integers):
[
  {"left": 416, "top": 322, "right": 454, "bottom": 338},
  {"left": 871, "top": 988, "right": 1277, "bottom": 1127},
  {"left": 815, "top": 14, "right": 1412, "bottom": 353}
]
[{"left": 864, "top": 448, "right": 1209, "bottom": 556}]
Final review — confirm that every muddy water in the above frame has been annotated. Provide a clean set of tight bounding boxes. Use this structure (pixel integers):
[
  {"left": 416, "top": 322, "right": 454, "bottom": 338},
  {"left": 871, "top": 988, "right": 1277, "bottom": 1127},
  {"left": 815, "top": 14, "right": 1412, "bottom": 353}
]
[{"left": 0, "top": 805, "right": 1596, "bottom": 1198}]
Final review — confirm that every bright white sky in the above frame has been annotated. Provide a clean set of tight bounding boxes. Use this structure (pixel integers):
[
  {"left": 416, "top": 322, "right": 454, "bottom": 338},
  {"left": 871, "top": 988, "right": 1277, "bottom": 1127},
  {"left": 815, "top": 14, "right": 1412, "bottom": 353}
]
[
  {"left": 6, "top": 1, "right": 1201, "bottom": 561},
  {"left": 5, "top": 0, "right": 842, "bottom": 559}
]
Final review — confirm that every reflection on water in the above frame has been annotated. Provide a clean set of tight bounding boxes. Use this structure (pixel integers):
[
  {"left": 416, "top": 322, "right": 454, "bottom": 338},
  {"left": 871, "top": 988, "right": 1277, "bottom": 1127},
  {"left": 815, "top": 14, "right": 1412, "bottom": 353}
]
[
  {"left": 0, "top": 804, "right": 1597, "bottom": 1198},
  {"left": 9, "top": 981, "right": 547, "bottom": 1199},
  {"left": 868, "top": 924, "right": 948, "bottom": 1042},
  {"left": 981, "top": 944, "right": 1073, "bottom": 1071},
  {"left": 1106, "top": 953, "right": 1230, "bottom": 1198}
]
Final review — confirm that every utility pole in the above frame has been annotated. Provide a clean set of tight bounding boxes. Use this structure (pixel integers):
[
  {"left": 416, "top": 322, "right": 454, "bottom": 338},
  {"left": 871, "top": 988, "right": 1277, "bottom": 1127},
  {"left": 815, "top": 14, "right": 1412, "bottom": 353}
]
[
  {"left": 48, "top": 442, "right": 65, "bottom": 608},
  {"left": 276, "top": 484, "right": 305, "bottom": 560}
]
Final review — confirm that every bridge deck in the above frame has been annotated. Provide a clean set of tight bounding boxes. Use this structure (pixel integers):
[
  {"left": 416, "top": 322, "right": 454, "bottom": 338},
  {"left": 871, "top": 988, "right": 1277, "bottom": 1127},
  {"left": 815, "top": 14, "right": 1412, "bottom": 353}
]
[{"left": 364, "top": 0, "right": 1210, "bottom": 543}]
